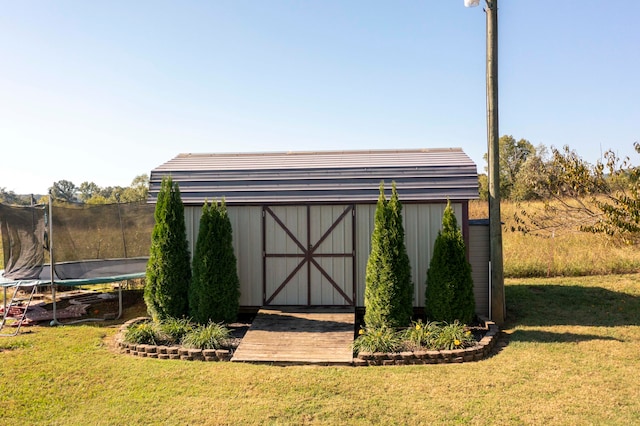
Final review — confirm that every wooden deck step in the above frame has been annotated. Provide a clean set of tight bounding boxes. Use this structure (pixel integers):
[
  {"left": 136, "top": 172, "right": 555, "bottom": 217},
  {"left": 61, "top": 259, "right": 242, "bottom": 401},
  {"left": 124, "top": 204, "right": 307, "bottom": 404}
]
[{"left": 231, "top": 307, "right": 355, "bottom": 365}]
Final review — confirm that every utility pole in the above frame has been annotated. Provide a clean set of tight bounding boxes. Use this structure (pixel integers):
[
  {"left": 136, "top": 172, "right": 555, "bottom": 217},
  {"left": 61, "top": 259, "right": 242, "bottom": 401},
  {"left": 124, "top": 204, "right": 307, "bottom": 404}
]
[{"left": 486, "top": 0, "right": 505, "bottom": 324}]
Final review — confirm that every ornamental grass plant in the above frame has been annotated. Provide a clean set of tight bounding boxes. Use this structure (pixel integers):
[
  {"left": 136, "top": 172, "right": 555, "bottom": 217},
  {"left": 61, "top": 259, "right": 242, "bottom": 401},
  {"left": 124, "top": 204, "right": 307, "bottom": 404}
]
[
  {"left": 402, "top": 319, "right": 441, "bottom": 350},
  {"left": 157, "top": 317, "right": 194, "bottom": 343},
  {"left": 181, "top": 322, "right": 231, "bottom": 350},
  {"left": 431, "top": 321, "right": 476, "bottom": 350},
  {"left": 352, "top": 320, "right": 478, "bottom": 355},
  {"left": 122, "top": 318, "right": 231, "bottom": 350},
  {"left": 352, "top": 326, "right": 404, "bottom": 354},
  {"left": 123, "top": 321, "right": 160, "bottom": 345}
]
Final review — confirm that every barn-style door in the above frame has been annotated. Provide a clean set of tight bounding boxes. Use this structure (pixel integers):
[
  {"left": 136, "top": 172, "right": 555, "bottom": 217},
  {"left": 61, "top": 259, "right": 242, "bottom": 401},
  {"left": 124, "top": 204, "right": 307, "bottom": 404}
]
[{"left": 262, "top": 205, "right": 355, "bottom": 306}]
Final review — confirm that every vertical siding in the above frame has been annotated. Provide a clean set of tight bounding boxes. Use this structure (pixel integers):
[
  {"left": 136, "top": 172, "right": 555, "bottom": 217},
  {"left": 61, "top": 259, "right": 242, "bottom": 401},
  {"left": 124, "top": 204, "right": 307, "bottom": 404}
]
[
  {"left": 185, "top": 205, "right": 263, "bottom": 307},
  {"left": 468, "top": 223, "right": 490, "bottom": 317},
  {"left": 404, "top": 203, "right": 462, "bottom": 307},
  {"left": 355, "top": 202, "right": 462, "bottom": 308},
  {"left": 229, "top": 206, "right": 263, "bottom": 306},
  {"left": 355, "top": 204, "right": 376, "bottom": 307},
  {"left": 184, "top": 206, "right": 201, "bottom": 264},
  {"left": 264, "top": 206, "right": 307, "bottom": 305},
  {"left": 184, "top": 202, "right": 488, "bottom": 313},
  {"left": 309, "top": 205, "right": 353, "bottom": 305}
]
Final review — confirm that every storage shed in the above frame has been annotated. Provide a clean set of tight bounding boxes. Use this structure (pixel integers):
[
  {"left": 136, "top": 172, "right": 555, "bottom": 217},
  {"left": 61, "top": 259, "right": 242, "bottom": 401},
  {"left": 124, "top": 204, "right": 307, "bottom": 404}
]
[{"left": 149, "top": 148, "right": 489, "bottom": 317}]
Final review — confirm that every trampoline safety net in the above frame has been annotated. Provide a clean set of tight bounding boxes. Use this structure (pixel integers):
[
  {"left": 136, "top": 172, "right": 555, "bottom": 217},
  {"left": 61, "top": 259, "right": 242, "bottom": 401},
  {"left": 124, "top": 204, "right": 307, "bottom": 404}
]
[
  {"left": 0, "top": 204, "right": 46, "bottom": 280},
  {"left": 0, "top": 201, "right": 156, "bottom": 281}
]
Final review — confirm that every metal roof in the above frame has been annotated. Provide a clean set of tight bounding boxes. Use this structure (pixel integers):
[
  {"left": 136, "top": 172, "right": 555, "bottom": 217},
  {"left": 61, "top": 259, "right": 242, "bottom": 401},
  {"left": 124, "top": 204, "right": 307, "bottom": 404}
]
[{"left": 148, "top": 148, "right": 479, "bottom": 205}]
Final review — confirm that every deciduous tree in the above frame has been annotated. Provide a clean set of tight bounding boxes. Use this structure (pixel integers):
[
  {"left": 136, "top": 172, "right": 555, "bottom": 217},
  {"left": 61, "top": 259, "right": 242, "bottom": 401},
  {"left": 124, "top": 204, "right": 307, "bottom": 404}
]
[
  {"left": 50, "top": 180, "right": 77, "bottom": 202},
  {"left": 482, "top": 135, "right": 536, "bottom": 200},
  {"left": 78, "top": 182, "right": 100, "bottom": 202},
  {"left": 0, "top": 188, "right": 21, "bottom": 205},
  {"left": 516, "top": 143, "right": 640, "bottom": 244}
]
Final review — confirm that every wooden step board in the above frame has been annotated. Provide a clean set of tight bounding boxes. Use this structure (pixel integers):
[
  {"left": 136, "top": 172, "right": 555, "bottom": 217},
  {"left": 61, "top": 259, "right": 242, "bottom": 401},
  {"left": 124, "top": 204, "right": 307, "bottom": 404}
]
[{"left": 231, "top": 307, "right": 355, "bottom": 365}]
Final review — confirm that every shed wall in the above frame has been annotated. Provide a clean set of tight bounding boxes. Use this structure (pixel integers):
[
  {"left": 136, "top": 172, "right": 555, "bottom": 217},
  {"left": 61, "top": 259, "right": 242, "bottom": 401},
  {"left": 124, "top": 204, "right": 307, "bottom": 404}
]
[
  {"left": 355, "top": 203, "right": 461, "bottom": 307},
  {"left": 468, "top": 222, "right": 490, "bottom": 317},
  {"left": 184, "top": 203, "right": 488, "bottom": 314},
  {"left": 185, "top": 205, "right": 264, "bottom": 307}
]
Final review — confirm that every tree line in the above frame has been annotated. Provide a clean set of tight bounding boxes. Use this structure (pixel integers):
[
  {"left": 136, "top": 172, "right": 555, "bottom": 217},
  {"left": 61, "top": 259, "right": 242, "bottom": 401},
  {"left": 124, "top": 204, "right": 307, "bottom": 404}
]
[
  {"left": 487, "top": 136, "right": 640, "bottom": 243},
  {"left": 0, "top": 174, "right": 149, "bottom": 205},
  {"left": 479, "top": 136, "right": 638, "bottom": 202}
]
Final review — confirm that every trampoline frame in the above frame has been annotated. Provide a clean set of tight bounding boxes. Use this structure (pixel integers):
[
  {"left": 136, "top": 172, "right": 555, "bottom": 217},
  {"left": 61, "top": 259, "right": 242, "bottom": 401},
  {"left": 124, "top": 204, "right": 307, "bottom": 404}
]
[{"left": 1, "top": 197, "right": 149, "bottom": 334}]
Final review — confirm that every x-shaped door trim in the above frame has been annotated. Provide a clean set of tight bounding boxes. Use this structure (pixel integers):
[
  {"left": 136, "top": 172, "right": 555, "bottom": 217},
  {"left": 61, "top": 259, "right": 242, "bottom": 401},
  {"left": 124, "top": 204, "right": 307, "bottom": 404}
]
[{"left": 263, "top": 205, "right": 354, "bottom": 306}]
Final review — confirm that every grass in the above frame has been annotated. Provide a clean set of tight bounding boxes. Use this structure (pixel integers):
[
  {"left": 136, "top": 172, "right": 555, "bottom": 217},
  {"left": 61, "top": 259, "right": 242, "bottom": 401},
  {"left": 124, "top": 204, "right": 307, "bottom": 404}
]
[
  {"left": 3, "top": 200, "right": 639, "bottom": 278},
  {"left": 2, "top": 274, "right": 640, "bottom": 424},
  {"left": 1, "top": 200, "right": 639, "bottom": 423},
  {"left": 469, "top": 200, "right": 640, "bottom": 277}
]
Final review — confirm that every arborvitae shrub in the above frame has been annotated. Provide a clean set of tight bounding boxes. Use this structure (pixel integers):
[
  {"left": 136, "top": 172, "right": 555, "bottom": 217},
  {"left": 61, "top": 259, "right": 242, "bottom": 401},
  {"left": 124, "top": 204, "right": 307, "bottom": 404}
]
[
  {"left": 214, "top": 201, "right": 240, "bottom": 322},
  {"left": 425, "top": 201, "right": 475, "bottom": 324},
  {"left": 144, "top": 176, "right": 191, "bottom": 321},
  {"left": 189, "top": 201, "right": 214, "bottom": 323},
  {"left": 364, "top": 182, "right": 413, "bottom": 328},
  {"left": 189, "top": 199, "right": 240, "bottom": 324},
  {"left": 387, "top": 182, "right": 414, "bottom": 326}
]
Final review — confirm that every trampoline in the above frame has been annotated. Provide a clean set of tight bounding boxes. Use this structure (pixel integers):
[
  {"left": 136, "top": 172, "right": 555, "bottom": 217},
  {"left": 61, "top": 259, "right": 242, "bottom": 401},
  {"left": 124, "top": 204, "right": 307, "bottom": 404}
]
[{"left": 1, "top": 199, "right": 155, "bottom": 335}]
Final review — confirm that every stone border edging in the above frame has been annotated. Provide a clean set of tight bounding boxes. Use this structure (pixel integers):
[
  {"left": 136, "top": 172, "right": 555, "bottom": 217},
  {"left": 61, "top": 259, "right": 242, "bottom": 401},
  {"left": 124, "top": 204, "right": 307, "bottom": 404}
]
[
  {"left": 115, "top": 316, "right": 499, "bottom": 365},
  {"left": 114, "top": 317, "right": 232, "bottom": 362},
  {"left": 352, "top": 316, "right": 499, "bottom": 366}
]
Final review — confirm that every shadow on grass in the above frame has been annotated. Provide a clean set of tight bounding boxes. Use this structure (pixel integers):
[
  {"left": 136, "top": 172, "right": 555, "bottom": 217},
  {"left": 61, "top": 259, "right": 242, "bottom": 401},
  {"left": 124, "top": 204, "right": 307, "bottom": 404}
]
[
  {"left": 506, "top": 284, "right": 640, "bottom": 327},
  {"left": 508, "top": 329, "right": 623, "bottom": 344}
]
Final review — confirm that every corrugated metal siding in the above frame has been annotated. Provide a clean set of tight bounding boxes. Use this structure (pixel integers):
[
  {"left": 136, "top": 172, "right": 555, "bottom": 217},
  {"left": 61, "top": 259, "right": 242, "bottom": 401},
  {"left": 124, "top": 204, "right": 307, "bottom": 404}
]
[
  {"left": 469, "top": 221, "right": 490, "bottom": 317},
  {"left": 355, "top": 203, "right": 462, "bottom": 308},
  {"left": 184, "top": 202, "right": 489, "bottom": 313},
  {"left": 149, "top": 148, "right": 479, "bottom": 205},
  {"left": 185, "top": 205, "right": 263, "bottom": 307}
]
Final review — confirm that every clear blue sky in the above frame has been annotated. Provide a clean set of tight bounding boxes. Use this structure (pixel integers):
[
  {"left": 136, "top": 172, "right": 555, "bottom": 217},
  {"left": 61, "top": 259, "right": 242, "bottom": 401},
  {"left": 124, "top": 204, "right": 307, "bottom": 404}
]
[{"left": 1, "top": 1, "right": 638, "bottom": 194}]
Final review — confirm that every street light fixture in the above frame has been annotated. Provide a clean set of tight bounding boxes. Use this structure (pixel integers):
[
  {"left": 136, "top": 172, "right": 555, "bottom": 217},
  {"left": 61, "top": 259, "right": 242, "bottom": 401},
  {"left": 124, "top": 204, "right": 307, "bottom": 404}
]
[{"left": 465, "top": 0, "right": 505, "bottom": 324}]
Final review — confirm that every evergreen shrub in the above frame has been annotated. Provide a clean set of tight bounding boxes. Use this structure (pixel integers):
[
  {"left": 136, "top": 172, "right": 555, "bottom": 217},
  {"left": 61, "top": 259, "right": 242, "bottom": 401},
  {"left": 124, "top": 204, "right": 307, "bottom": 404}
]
[
  {"left": 144, "top": 176, "right": 191, "bottom": 321},
  {"left": 425, "top": 201, "right": 475, "bottom": 324},
  {"left": 364, "top": 182, "right": 413, "bottom": 329},
  {"left": 190, "top": 199, "right": 240, "bottom": 324}
]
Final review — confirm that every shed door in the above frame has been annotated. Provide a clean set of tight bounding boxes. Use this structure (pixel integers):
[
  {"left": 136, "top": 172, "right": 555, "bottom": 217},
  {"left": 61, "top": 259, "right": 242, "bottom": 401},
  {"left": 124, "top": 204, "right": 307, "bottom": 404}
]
[{"left": 263, "top": 205, "right": 355, "bottom": 306}]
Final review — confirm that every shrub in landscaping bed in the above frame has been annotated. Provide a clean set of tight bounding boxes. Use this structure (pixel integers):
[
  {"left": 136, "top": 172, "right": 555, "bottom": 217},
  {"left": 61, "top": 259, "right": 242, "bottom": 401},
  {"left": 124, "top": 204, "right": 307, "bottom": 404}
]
[
  {"left": 425, "top": 201, "right": 475, "bottom": 324},
  {"left": 353, "top": 320, "right": 478, "bottom": 355},
  {"left": 145, "top": 176, "right": 191, "bottom": 321},
  {"left": 364, "top": 182, "right": 413, "bottom": 329},
  {"left": 123, "top": 318, "right": 231, "bottom": 350},
  {"left": 181, "top": 322, "right": 231, "bottom": 350},
  {"left": 353, "top": 326, "right": 404, "bottom": 354},
  {"left": 190, "top": 199, "right": 240, "bottom": 324}
]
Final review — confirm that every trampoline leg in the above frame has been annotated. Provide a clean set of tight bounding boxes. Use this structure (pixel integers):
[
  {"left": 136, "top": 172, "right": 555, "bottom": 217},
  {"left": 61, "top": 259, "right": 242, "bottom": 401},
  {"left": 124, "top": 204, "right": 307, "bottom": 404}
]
[
  {"left": 116, "top": 281, "right": 123, "bottom": 320},
  {"left": 50, "top": 283, "right": 61, "bottom": 327}
]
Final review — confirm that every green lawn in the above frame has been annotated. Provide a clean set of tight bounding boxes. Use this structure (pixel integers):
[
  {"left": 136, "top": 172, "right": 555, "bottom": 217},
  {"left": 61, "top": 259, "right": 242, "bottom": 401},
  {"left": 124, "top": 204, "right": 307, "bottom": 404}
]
[{"left": 1, "top": 274, "right": 639, "bottom": 425}]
